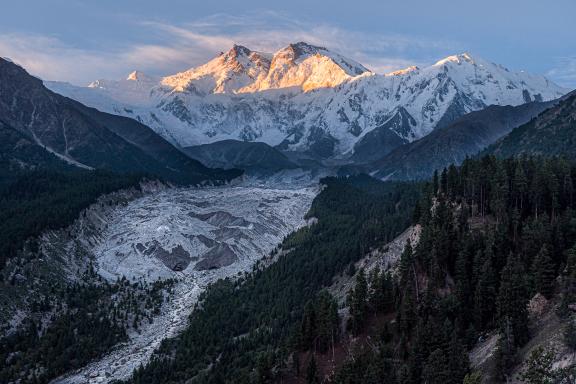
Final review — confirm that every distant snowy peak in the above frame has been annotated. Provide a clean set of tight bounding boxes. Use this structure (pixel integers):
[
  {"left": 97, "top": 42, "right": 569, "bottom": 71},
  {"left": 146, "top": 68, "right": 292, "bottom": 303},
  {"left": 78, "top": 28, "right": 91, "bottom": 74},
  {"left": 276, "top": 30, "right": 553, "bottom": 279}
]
[
  {"left": 161, "top": 44, "right": 272, "bottom": 94},
  {"left": 126, "top": 70, "right": 153, "bottom": 82},
  {"left": 423, "top": 52, "right": 556, "bottom": 104},
  {"left": 81, "top": 70, "right": 159, "bottom": 107},
  {"left": 240, "top": 42, "right": 371, "bottom": 93},
  {"left": 271, "top": 42, "right": 369, "bottom": 76},
  {"left": 385, "top": 66, "right": 420, "bottom": 77},
  {"left": 159, "top": 42, "right": 371, "bottom": 94},
  {"left": 45, "top": 44, "right": 569, "bottom": 160},
  {"left": 434, "top": 52, "right": 477, "bottom": 66},
  {"left": 89, "top": 70, "right": 157, "bottom": 89}
]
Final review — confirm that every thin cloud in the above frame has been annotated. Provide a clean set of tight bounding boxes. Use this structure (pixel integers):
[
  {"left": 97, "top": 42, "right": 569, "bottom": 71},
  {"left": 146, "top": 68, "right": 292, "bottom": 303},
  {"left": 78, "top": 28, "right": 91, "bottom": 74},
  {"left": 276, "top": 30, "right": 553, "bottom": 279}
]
[
  {"left": 547, "top": 56, "right": 576, "bottom": 89},
  {"left": 141, "top": 11, "right": 456, "bottom": 73}
]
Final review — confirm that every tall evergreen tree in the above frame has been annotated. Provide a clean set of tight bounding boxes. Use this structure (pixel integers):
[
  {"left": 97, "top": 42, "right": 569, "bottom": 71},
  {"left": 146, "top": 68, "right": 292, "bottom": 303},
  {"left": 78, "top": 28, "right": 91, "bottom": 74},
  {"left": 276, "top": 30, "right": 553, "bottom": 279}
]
[
  {"left": 533, "top": 244, "right": 556, "bottom": 299},
  {"left": 447, "top": 331, "right": 470, "bottom": 383},
  {"left": 474, "top": 258, "right": 497, "bottom": 330},
  {"left": 498, "top": 255, "right": 530, "bottom": 346},
  {"left": 422, "top": 348, "right": 450, "bottom": 384},
  {"left": 306, "top": 355, "right": 320, "bottom": 384},
  {"left": 348, "top": 269, "right": 368, "bottom": 335}
]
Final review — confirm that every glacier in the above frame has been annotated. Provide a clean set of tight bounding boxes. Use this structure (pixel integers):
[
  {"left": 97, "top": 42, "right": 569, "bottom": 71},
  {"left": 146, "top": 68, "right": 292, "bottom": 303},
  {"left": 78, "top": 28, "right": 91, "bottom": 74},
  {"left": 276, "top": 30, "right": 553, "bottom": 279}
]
[{"left": 50, "top": 184, "right": 317, "bottom": 384}]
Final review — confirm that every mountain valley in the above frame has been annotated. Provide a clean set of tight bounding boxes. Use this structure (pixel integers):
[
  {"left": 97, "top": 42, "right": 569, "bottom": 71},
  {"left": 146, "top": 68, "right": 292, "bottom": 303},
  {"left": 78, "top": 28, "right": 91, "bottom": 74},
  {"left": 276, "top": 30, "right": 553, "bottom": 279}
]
[{"left": 1, "top": 11, "right": 576, "bottom": 384}]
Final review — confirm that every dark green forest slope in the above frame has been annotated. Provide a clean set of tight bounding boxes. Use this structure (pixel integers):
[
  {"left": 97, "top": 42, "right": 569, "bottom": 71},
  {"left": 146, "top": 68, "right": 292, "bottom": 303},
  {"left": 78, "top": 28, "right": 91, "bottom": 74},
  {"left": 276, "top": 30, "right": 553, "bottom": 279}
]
[
  {"left": 0, "top": 169, "right": 143, "bottom": 270},
  {"left": 335, "top": 156, "right": 576, "bottom": 383},
  {"left": 486, "top": 92, "right": 576, "bottom": 159}
]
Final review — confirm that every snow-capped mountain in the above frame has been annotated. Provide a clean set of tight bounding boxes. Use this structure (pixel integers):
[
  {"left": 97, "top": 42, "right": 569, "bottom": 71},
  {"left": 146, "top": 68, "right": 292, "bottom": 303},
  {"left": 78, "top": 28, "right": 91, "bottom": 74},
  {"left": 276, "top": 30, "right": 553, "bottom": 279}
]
[{"left": 47, "top": 43, "right": 568, "bottom": 160}]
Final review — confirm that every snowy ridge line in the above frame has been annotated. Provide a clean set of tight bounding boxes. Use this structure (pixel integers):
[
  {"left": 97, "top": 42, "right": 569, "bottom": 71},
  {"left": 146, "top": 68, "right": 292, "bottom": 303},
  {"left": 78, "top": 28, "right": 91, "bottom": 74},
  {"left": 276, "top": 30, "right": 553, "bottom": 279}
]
[{"left": 46, "top": 43, "right": 568, "bottom": 158}]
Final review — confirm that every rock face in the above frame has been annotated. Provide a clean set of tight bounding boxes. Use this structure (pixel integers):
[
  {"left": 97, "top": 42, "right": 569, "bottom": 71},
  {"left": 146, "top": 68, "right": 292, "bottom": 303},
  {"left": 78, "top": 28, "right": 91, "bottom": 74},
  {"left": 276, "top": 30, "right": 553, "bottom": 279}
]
[
  {"left": 143, "top": 242, "right": 192, "bottom": 271},
  {"left": 328, "top": 225, "right": 422, "bottom": 306},
  {"left": 194, "top": 243, "right": 238, "bottom": 271},
  {"left": 46, "top": 44, "right": 567, "bottom": 161}
]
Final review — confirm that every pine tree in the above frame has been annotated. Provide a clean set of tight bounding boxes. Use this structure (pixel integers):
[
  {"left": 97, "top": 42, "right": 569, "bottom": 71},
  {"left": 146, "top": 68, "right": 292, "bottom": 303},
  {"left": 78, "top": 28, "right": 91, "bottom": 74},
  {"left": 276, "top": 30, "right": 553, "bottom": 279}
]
[
  {"left": 399, "top": 240, "right": 414, "bottom": 288},
  {"left": 498, "top": 255, "right": 530, "bottom": 346},
  {"left": 413, "top": 200, "right": 422, "bottom": 224},
  {"left": 447, "top": 332, "right": 469, "bottom": 384},
  {"left": 533, "top": 244, "right": 556, "bottom": 299},
  {"left": 348, "top": 269, "right": 368, "bottom": 335},
  {"left": 306, "top": 355, "right": 320, "bottom": 384},
  {"left": 496, "top": 316, "right": 517, "bottom": 380},
  {"left": 490, "top": 161, "right": 509, "bottom": 222},
  {"left": 564, "top": 319, "right": 576, "bottom": 351},
  {"left": 440, "top": 168, "right": 448, "bottom": 195},
  {"left": 513, "top": 161, "right": 528, "bottom": 212},
  {"left": 369, "top": 267, "right": 385, "bottom": 311},
  {"left": 293, "top": 352, "right": 301, "bottom": 377},
  {"left": 300, "top": 301, "right": 317, "bottom": 350},
  {"left": 433, "top": 170, "right": 439, "bottom": 197},
  {"left": 473, "top": 258, "right": 497, "bottom": 330},
  {"left": 315, "top": 290, "right": 339, "bottom": 353},
  {"left": 422, "top": 348, "right": 450, "bottom": 384}
]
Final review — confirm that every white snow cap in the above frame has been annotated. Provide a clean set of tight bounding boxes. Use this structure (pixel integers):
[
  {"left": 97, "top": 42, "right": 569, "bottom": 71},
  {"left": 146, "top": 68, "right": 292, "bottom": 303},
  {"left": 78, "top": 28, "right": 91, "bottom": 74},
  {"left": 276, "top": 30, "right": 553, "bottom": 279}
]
[
  {"left": 45, "top": 43, "right": 569, "bottom": 157},
  {"left": 127, "top": 70, "right": 147, "bottom": 81}
]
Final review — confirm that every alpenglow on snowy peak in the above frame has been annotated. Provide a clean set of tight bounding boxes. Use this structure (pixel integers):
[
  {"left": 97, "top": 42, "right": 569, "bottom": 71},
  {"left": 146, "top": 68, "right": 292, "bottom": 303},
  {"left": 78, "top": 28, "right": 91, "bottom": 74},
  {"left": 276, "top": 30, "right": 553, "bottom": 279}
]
[
  {"left": 46, "top": 43, "right": 568, "bottom": 160},
  {"left": 160, "top": 42, "right": 370, "bottom": 94}
]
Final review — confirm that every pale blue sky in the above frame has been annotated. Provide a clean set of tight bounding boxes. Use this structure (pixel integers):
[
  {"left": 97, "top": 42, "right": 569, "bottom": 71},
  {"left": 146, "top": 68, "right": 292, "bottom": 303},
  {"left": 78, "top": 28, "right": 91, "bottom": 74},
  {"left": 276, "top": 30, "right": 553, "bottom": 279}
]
[{"left": 1, "top": 0, "right": 575, "bottom": 87}]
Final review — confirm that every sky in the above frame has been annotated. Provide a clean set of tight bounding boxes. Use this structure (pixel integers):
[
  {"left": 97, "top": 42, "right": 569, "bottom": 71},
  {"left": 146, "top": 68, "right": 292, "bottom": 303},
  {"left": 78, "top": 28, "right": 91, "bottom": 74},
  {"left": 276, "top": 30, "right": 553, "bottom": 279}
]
[{"left": 1, "top": 0, "right": 575, "bottom": 88}]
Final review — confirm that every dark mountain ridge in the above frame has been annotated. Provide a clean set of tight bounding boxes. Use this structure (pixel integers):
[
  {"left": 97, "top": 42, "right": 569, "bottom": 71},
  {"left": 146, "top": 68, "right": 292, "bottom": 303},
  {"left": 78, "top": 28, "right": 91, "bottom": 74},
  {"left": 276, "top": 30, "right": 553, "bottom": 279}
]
[
  {"left": 365, "top": 97, "right": 562, "bottom": 180},
  {"left": 485, "top": 91, "right": 576, "bottom": 159},
  {"left": 183, "top": 140, "right": 298, "bottom": 175},
  {"left": 0, "top": 58, "right": 241, "bottom": 184}
]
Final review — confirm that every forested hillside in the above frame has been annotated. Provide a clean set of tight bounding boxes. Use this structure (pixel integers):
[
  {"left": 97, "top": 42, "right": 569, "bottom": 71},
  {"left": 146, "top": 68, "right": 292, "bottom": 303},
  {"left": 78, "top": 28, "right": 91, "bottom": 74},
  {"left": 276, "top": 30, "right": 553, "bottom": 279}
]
[
  {"left": 127, "top": 175, "right": 422, "bottom": 384},
  {"left": 0, "top": 271, "right": 175, "bottom": 383},
  {"left": 0, "top": 169, "right": 144, "bottom": 269},
  {"left": 335, "top": 155, "right": 576, "bottom": 383},
  {"left": 126, "top": 155, "right": 576, "bottom": 384},
  {"left": 486, "top": 92, "right": 576, "bottom": 160}
]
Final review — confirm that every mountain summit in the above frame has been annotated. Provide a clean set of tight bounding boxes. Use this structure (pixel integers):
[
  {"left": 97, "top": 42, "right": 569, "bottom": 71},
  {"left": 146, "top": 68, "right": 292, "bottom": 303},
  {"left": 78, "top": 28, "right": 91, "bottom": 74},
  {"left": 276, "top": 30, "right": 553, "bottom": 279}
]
[
  {"left": 47, "top": 43, "right": 568, "bottom": 160},
  {"left": 161, "top": 44, "right": 272, "bottom": 94},
  {"left": 159, "top": 42, "right": 369, "bottom": 94}
]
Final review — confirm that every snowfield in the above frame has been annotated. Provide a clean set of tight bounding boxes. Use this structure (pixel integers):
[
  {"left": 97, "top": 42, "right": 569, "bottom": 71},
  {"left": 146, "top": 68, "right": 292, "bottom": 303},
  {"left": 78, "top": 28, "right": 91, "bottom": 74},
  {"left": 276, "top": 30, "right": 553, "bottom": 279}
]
[{"left": 51, "top": 185, "right": 317, "bottom": 384}]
